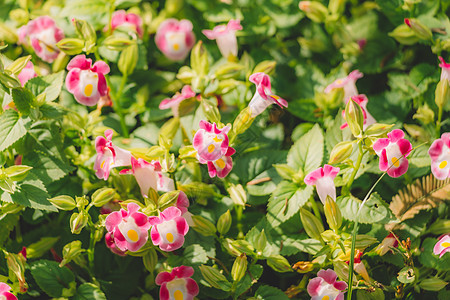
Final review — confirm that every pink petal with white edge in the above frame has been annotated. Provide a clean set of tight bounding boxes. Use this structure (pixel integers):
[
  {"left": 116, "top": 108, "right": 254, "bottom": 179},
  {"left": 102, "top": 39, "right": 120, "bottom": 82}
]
[{"left": 0, "top": 283, "right": 11, "bottom": 294}]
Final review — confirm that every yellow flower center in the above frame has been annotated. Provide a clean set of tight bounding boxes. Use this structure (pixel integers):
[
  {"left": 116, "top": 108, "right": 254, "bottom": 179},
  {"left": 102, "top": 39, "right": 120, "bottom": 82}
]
[
  {"left": 166, "top": 232, "right": 174, "bottom": 243},
  {"left": 213, "top": 136, "right": 223, "bottom": 143},
  {"left": 271, "top": 94, "right": 280, "bottom": 100},
  {"left": 439, "top": 160, "right": 447, "bottom": 169},
  {"left": 100, "top": 160, "right": 105, "bottom": 169},
  {"left": 322, "top": 296, "right": 330, "bottom": 300},
  {"left": 46, "top": 45, "right": 55, "bottom": 53},
  {"left": 442, "top": 242, "right": 450, "bottom": 248},
  {"left": 84, "top": 84, "right": 94, "bottom": 97},
  {"left": 173, "top": 43, "right": 180, "bottom": 51},
  {"left": 174, "top": 290, "right": 183, "bottom": 300},
  {"left": 127, "top": 229, "right": 139, "bottom": 242},
  {"left": 216, "top": 158, "right": 226, "bottom": 169},
  {"left": 391, "top": 157, "right": 400, "bottom": 167},
  {"left": 208, "top": 144, "right": 215, "bottom": 153}
]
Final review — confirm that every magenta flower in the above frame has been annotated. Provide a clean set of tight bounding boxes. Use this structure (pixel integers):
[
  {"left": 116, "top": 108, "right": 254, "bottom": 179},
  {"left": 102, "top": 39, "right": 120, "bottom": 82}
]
[
  {"left": 65, "top": 55, "right": 110, "bottom": 106},
  {"left": 110, "top": 10, "right": 143, "bottom": 38},
  {"left": 193, "top": 120, "right": 231, "bottom": 162},
  {"left": 433, "top": 234, "right": 450, "bottom": 258},
  {"left": 149, "top": 207, "right": 189, "bottom": 252},
  {"left": 94, "top": 129, "right": 132, "bottom": 180},
  {"left": 155, "top": 19, "right": 196, "bottom": 61},
  {"left": 373, "top": 129, "right": 412, "bottom": 178},
  {"left": 340, "top": 95, "right": 376, "bottom": 130},
  {"left": 375, "top": 233, "right": 399, "bottom": 256},
  {"left": 307, "top": 269, "right": 347, "bottom": 300},
  {"left": 120, "top": 157, "right": 163, "bottom": 196},
  {"left": 206, "top": 147, "right": 236, "bottom": 178},
  {"left": 202, "top": 19, "right": 243, "bottom": 59},
  {"left": 248, "top": 72, "right": 288, "bottom": 117},
  {"left": 0, "top": 283, "right": 17, "bottom": 300},
  {"left": 324, "top": 70, "right": 363, "bottom": 102},
  {"left": 17, "top": 16, "right": 64, "bottom": 63},
  {"left": 105, "top": 231, "right": 127, "bottom": 256},
  {"left": 304, "top": 164, "right": 340, "bottom": 204},
  {"left": 159, "top": 85, "right": 196, "bottom": 117},
  {"left": 175, "top": 191, "right": 194, "bottom": 226},
  {"left": 428, "top": 132, "right": 450, "bottom": 180},
  {"left": 18, "top": 61, "right": 37, "bottom": 86},
  {"left": 155, "top": 266, "right": 199, "bottom": 300},
  {"left": 439, "top": 56, "right": 450, "bottom": 83},
  {"left": 105, "top": 203, "right": 151, "bottom": 252}
]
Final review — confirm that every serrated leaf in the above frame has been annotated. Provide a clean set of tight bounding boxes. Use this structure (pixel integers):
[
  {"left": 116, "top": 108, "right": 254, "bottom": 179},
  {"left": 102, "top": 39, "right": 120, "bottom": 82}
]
[
  {"left": 280, "top": 235, "right": 322, "bottom": 256},
  {"left": 336, "top": 193, "right": 395, "bottom": 224},
  {"left": 2, "top": 177, "right": 56, "bottom": 211},
  {"left": 235, "top": 264, "right": 263, "bottom": 297},
  {"left": 0, "top": 110, "right": 27, "bottom": 151},
  {"left": 254, "top": 285, "right": 289, "bottom": 300},
  {"left": 11, "top": 87, "right": 34, "bottom": 115},
  {"left": 25, "top": 72, "right": 64, "bottom": 102},
  {"left": 183, "top": 244, "right": 208, "bottom": 265},
  {"left": 30, "top": 259, "right": 75, "bottom": 298},
  {"left": 73, "top": 283, "right": 107, "bottom": 300}
]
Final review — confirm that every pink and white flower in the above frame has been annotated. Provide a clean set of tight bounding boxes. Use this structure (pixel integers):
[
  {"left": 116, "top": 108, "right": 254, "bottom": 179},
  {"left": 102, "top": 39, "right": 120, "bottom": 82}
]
[
  {"left": 307, "top": 269, "right": 347, "bottom": 300},
  {"left": 428, "top": 132, "right": 450, "bottom": 180},
  {"left": 433, "top": 234, "right": 450, "bottom": 258},
  {"left": 325, "top": 70, "right": 363, "bottom": 102},
  {"left": 149, "top": 207, "right": 189, "bottom": 252},
  {"left": 17, "top": 16, "right": 64, "bottom": 63},
  {"left": 248, "top": 72, "right": 288, "bottom": 117},
  {"left": 94, "top": 129, "right": 132, "bottom": 180},
  {"left": 105, "top": 231, "right": 127, "bottom": 256},
  {"left": 202, "top": 19, "right": 242, "bottom": 59},
  {"left": 159, "top": 85, "right": 196, "bottom": 117},
  {"left": 110, "top": 10, "right": 143, "bottom": 38},
  {"left": 373, "top": 129, "right": 412, "bottom": 178},
  {"left": 155, "top": 266, "right": 199, "bottom": 300},
  {"left": 18, "top": 61, "right": 37, "bottom": 86},
  {"left": 155, "top": 19, "right": 196, "bottom": 61},
  {"left": 206, "top": 147, "right": 235, "bottom": 178},
  {"left": 375, "top": 233, "right": 399, "bottom": 256},
  {"left": 304, "top": 164, "right": 340, "bottom": 204},
  {"left": 438, "top": 56, "right": 450, "bottom": 82},
  {"left": 193, "top": 120, "right": 231, "bottom": 162},
  {"left": 340, "top": 95, "right": 376, "bottom": 130},
  {"left": 65, "top": 55, "right": 110, "bottom": 106},
  {"left": 105, "top": 202, "right": 151, "bottom": 252},
  {"left": 0, "top": 283, "right": 17, "bottom": 300},
  {"left": 347, "top": 250, "right": 370, "bottom": 282}
]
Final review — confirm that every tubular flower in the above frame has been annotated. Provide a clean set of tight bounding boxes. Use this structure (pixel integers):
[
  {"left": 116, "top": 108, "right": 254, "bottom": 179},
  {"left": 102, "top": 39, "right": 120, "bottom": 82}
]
[
  {"left": 65, "top": 55, "right": 110, "bottom": 106},
  {"left": 375, "top": 233, "right": 399, "bottom": 256},
  {"left": 428, "top": 132, "right": 450, "bottom": 180},
  {"left": 439, "top": 56, "right": 450, "bottom": 83},
  {"left": 304, "top": 165, "right": 340, "bottom": 204},
  {"left": 193, "top": 120, "right": 231, "bottom": 162},
  {"left": 155, "top": 266, "right": 199, "bottom": 300},
  {"left": 110, "top": 10, "right": 143, "bottom": 38},
  {"left": 105, "top": 203, "right": 151, "bottom": 252},
  {"left": 159, "top": 85, "right": 196, "bottom": 117},
  {"left": 347, "top": 251, "right": 370, "bottom": 282},
  {"left": 340, "top": 95, "right": 376, "bottom": 130},
  {"left": 120, "top": 157, "right": 163, "bottom": 196},
  {"left": 433, "top": 234, "right": 450, "bottom": 258},
  {"left": 0, "top": 283, "right": 17, "bottom": 300},
  {"left": 17, "top": 16, "right": 64, "bottom": 63},
  {"left": 94, "top": 129, "right": 132, "bottom": 180},
  {"left": 149, "top": 207, "right": 189, "bottom": 252},
  {"left": 248, "top": 72, "right": 288, "bottom": 117},
  {"left": 307, "top": 269, "right": 347, "bottom": 300},
  {"left": 18, "top": 61, "right": 37, "bottom": 86},
  {"left": 155, "top": 19, "right": 195, "bottom": 61},
  {"left": 206, "top": 147, "right": 236, "bottom": 178},
  {"left": 202, "top": 19, "right": 243, "bottom": 59},
  {"left": 373, "top": 129, "right": 412, "bottom": 178},
  {"left": 324, "top": 70, "right": 363, "bottom": 102}
]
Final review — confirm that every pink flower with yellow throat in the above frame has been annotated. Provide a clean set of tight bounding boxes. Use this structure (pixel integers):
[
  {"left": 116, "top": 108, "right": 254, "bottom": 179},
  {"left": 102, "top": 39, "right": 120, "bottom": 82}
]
[
  {"left": 149, "top": 206, "right": 189, "bottom": 252},
  {"left": 248, "top": 72, "right": 288, "bottom": 117},
  {"left": 156, "top": 266, "right": 199, "bottom": 300},
  {"left": 428, "top": 132, "right": 450, "bottom": 180},
  {"left": 433, "top": 234, "right": 450, "bottom": 258},
  {"left": 307, "top": 269, "right": 347, "bottom": 300},
  {"left": 203, "top": 19, "right": 242, "bottom": 59},
  {"left": 325, "top": 70, "right": 363, "bottom": 103},
  {"left": 193, "top": 120, "right": 232, "bottom": 162},
  {"left": 155, "top": 19, "right": 195, "bottom": 61},
  {"left": 304, "top": 164, "right": 340, "bottom": 204}
]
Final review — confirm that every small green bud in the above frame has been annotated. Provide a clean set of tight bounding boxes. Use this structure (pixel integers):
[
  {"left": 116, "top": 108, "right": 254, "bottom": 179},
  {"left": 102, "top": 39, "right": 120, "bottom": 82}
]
[
  {"left": 324, "top": 196, "right": 342, "bottom": 231},
  {"left": 215, "top": 62, "right": 244, "bottom": 80},
  {"left": 70, "top": 211, "right": 88, "bottom": 234},
  {"left": 298, "top": 1, "right": 328, "bottom": 23},
  {"left": 192, "top": 215, "right": 217, "bottom": 236},
  {"left": 9, "top": 9, "right": 28, "bottom": 25},
  {"left": 404, "top": 18, "right": 433, "bottom": 41},
  {"left": 6, "top": 55, "right": 31, "bottom": 75},
  {"left": 300, "top": 208, "right": 324, "bottom": 240},
  {"left": 102, "top": 35, "right": 134, "bottom": 51},
  {"left": 157, "top": 190, "right": 180, "bottom": 211},
  {"left": 158, "top": 134, "right": 172, "bottom": 150},
  {"left": 388, "top": 24, "right": 420, "bottom": 45},
  {"left": 255, "top": 229, "right": 268, "bottom": 254},
  {"left": 201, "top": 99, "right": 221, "bottom": 124},
  {"left": 176, "top": 66, "right": 196, "bottom": 83},
  {"left": 191, "top": 41, "right": 209, "bottom": 77},
  {"left": 48, "top": 195, "right": 77, "bottom": 211},
  {"left": 328, "top": 0, "right": 346, "bottom": 16},
  {"left": 91, "top": 187, "right": 116, "bottom": 207},
  {"left": 6, "top": 252, "right": 27, "bottom": 292},
  {"left": 60, "top": 240, "right": 86, "bottom": 267},
  {"left": 364, "top": 123, "right": 395, "bottom": 137},
  {"left": 345, "top": 98, "right": 364, "bottom": 137},
  {"left": 143, "top": 248, "right": 158, "bottom": 273},
  {"left": 76, "top": 196, "right": 89, "bottom": 209},
  {"left": 222, "top": 238, "right": 243, "bottom": 256},
  {"left": 231, "top": 107, "right": 254, "bottom": 138},
  {"left": 435, "top": 79, "right": 450, "bottom": 109},
  {"left": 328, "top": 141, "right": 354, "bottom": 164},
  {"left": 231, "top": 254, "right": 248, "bottom": 282},
  {"left": 4, "top": 165, "right": 32, "bottom": 181},
  {"left": 0, "top": 22, "right": 18, "bottom": 43},
  {"left": 231, "top": 239, "right": 254, "bottom": 255},
  {"left": 199, "top": 265, "right": 232, "bottom": 291},
  {"left": 253, "top": 60, "right": 276, "bottom": 75},
  {"left": 118, "top": 43, "right": 139, "bottom": 76},
  {"left": 419, "top": 278, "right": 448, "bottom": 291},
  {"left": 72, "top": 19, "right": 96, "bottom": 49},
  {"left": 56, "top": 38, "right": 85, "bottom": 55},
  {"left": 0, "top": 72, "right": 21, "bottom": 89},
  {"left": 227, "top": 184, "right": 247, "bottom": 207},
  {"left": 217, "top": 210, "right": 232, "bottom": 235},
  {"left": 267, "top": 255, "right": 292, "bottom": 273},
  {"left": 413, "top": 103, "right": 435, "bottom": 125},
  {"left": 52, "top": 52, "right": 69, "bottom": 73}
]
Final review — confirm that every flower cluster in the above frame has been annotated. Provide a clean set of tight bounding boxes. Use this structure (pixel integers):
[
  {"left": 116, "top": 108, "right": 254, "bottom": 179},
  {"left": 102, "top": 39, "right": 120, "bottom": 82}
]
[{"left": 155, "top": 266, "right": 199, "bottom": 300}]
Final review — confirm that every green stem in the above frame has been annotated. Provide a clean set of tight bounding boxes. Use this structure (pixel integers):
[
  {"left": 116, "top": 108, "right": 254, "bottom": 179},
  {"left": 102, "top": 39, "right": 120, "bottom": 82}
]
[
  {"left": 309, "top": 196, "right": 322, "bottom": 222},
  {"left": 343, "top": 141, "right": 363, "bottom": 195},
  {"left": 115, "top": 74, "right": 129, "bottom": 138},
  {"left": 436, "top": 104, "right": 443, "bottom": 137},
  {"left": 86, "top": 218, "right": 97, "bottom": 273},
  {"left": 236, "top": 205, "right": 244, "bottom": 239}
]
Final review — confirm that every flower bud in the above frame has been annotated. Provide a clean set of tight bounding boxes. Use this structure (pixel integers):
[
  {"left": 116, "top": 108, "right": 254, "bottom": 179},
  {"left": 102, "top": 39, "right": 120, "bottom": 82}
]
[
  {"left": 227, "top": 184, "right": 247, "bottom": 207},
  {"left": 52, "top": 52, "right": 69, "bottom": 73},
  {"left": 56, "top": 38, "right": 85, "bottom": 55},
  {"left": 192, "top": 215, "right": 217, "bottom": 236},
  {"left": 345, "top": 98, "right": 364, "bottom": 137},
  {"left": 118, "top": 42, "right": 138, "bottom": 75},
  {"left": 6, "top": 55, "right": 32, "bottom": 75},
  {"left": 0, "top": 72, "right": 21, "bottom": 89},
  {"left": 4, "top": 165, "right": 32, "bottom": 181},
  {"left": 222, "top": 238, "right": 243, "bottom": 256},
  {"left": 157, "top": 190, "right": 179, "bottom": 210},
  {"left": 191, "top": 41, "right": 209, "bottom": 77},
  {"left": 299, "top": 208, "right": 324, "bottom": 240},
  {"left": 199, "top": 265, "right": 232, "bottom": 291},
  {"left": 231, "top": 239, "right": 255, "bottom": 255},
  {"left": 253, "top": 60, "right": 276, "bottom": 76},
  {"left": 60, "top": 240, "right": 86, "bottom": 267},
  {"left": 70, "top": 211, "right": 88, "bottom": 234},
  {"left": 231, "top": 254, "right": 248, "bottom": 282},
  {"left": 254, "top": 229, "right": 267, "bottom": 253},
  {"left": 217, "top": 210, "right": 232, "bottom": 235},
  {"left": 231, "top": 107, "right": 254, "bottom": 138},
  {"left": 201, "top": 99, "right": 221, "bottom": 124},
  {"left": 102, "top": 35, "right": 134, "bottom": 51},
  {"left": 328, "top": 141, "right": 354, "bottom": 164},
  {"left": 404, "top": 18, "right": 433, "bottom": 41},
  {"left": 413, "top": 103, "right": 435, "bottom": 124},
  {"left": 435, "top": 79, "right": 450, "bottom": 109},
  {"left": 388, "top": 24, "right": 420, "bottom": 45},
  {"left": 72, "top": 18, "right": 96, "bottom": 45},
  {"left": 292, "top": 261, "right": 314, "bottom": 273},
  {"left": 143, "top": 248, "right": 158, "bottom": 273},
  {"left": 328, "top": 0, "right": 346, "bottom": 16},
  {"left": 91, "top": 188, "right": 116, "bottom": 207},
  {"left": 299, "top": 1, "right": 328, "bottom": 23},
  {"left": 267, "top": 255, "right": 292, "bottom": 273},
  {"left": 419, "top": 278, "right": 448, "bottom": 291},
  {"left": 76, "top": 196, "right": 89, "bottom": 209},
  {"left": 6, "top": 252, "right": 27, "bottom": 292},
  {"left": 48, "top": 195, "right": 77, "bottom": 211},
  {"left": 324, "top": 196, "right": 342, "bottom": 231},
  {"left": 215, "top": 62, "right": 244, "bottom": 80},
  {"left": 0, "top": 22, "right": 18, "bottom": 43},
  {"left": 364, "top": 123, "right": 394, "bottom": 137}
]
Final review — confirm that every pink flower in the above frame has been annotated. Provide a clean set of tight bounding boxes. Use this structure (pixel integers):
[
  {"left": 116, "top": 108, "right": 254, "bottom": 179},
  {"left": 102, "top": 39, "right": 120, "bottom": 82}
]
[
  {"left": 346, "top": 251, "right": 370, "bottom": 282},
  {"left": 0, "top": 283, "right": 17, "bottom": 300},
  {"left": 206, "top": 147, "right": 236, "bottom": 178},
  {"left": 94, "top": 129, "right": 132, "bottom": 180},
  {"left": 304, "top": 165, "right": 340, "bottom": 204},
  {"left": 105, "top": 231, "right": 127, "bottom": 256},
  {"left": 202, "top": 19, "right": 242, "bottom": 59},
  {"left": 159, "top": 85, "right": 196, "bottom": 117},
  {"left": 175, "top": 191, "right": 193, "bottom": 225},
  {"left": 438, "top": 56, "right": 450, "bottom": 83},
  {"left": 65, "top": 55, "right": 110, "bottom": 106},
  {"left": 110, "top": 10, "right": 143, "bottom": 38},
  {"left": 375, "top": 233, "right": 399, "bottom": 256},
  {"left": 248, "top": 72, "right": 288, "bottom": 117},
  {"left": 373, "top": 129, "right": 412, "bottom": 178},
  {"left": 105, "top": 202, "right": 151, "bottom": 252},
  {"left": 428, "top": 132, "right": 450, "bottom": 180},
  {"left": 149, "top": 207, "right": 189, "bottom": 252},
  {"left": 155, "top": 266, "right": 199, "bottom": 300},
  {"left": 18, "top": 61, "right": 37, "bottom": 86},
  {"left": 433, "top": 234, "right": 450, "bottom": 258},
  {"left": 17, "top": 16, "right": 64, "bottom": 63},
  {"left": 193, "top": 120, "right": 231, "bottom": 162},
  {"left": 307, "top": 269, "right": 347, "bottom": 300},
  {"left": 155, "top": 19, "right": 196, "bottom": 61},
  {"left": 324, "top": 70, "right": 363, "bottom": 102},
  {"left": 340, "top": 95, "right": 376, "bottom": 130}
]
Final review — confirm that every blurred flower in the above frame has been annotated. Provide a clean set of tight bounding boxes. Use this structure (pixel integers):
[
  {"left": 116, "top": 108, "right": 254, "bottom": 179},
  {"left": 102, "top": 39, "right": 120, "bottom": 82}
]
[
  {"left": 105, "top": 202, "right": 151, "bottom": 252},
  {"left": 18, "top": 16, "right": 64, "bottom": 63},
  {"left": 109, "top": 10, "right": 143, "bottom": 38},
  {"left": 0, "top": 282, "right": 17, "bottom": 300},
  {"left": 325, "top": 70, "right": 363, "bottom": 103},
  {"left": 428, "top": 132, "right": 450, "bottom": 180},
  {"left": 248, "top": 72, "right": 288, "bottom": 117},
  {"left": 375, "top": 233, "right": 398, "bottom": 256},
  {"left": 193, "top": 120, "right": 231, "bottom": 162},
  {"left": 155, "top": 19, "right": 195, "bottom": 61},
  {"left": 159, "top": 85, "right": 195, "bottom": 117},
  {"left": 94, "top": 129, "right": 132, "bottom": 180},
  {"left": 149, "top": 207, "right": 189, "bottom": 252},
  {"left": 65, "top": 55, "right": 110, "bottom": 106},
  {"left": 373, "top": 129, "right": 412, "bottom": 178},
  {"left": 433, "top": 234, "right": 450, "bottom": 258},
  {"left": 304, "top": 164, "right": 340, "bottom": 204},
  {"left": 340, "top": 95, "right": 376, "bottom": 130},
  {"left": 439, "top": 56, "right": 450, "bottom": 83},
  {"left": 17, "top": 61, "right": 37, "bottom": 86},
  {"left": 307, "top": 269, "right": 347, "bottom": 300},
  {"left": 202, "top": 19, "right": 242, "bottom": 59},
  {"left": 206, "top": 147, "right": 235, "bottom": 178},
  {"left": 155, "top": 266, "right": 199, "bottom": 300}
]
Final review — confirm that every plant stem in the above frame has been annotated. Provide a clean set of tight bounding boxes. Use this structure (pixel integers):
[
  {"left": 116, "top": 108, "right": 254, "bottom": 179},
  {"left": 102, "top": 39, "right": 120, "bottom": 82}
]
[
  {"left": 115, "top": 74, "right": 129, "bottom": 138},
  {"left": 343, "top": 141, "right": 363, "bottom": 195},
  {"left": 236, "top": 205, "right": 244, "bottom": 239},
  {"left": 86, "top": 217, "right": 97, "bottom": 273},
  {"left": 309, "top": 196, "right": 322, "bottom": 222},
  {"left": 436, "top": 104, "right": 443, "bottom": 137}
]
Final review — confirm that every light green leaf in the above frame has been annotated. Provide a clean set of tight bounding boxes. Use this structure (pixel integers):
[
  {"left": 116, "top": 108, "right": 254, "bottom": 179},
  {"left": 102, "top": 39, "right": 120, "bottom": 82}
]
[
  {"left": 235, "top": 264, "right": 263, "bottom": 297},
  {"left": 73, "top": 283, "right": 107, "bottom": 300},
  {"left": 30, "top": 260, "right": 76, "bottom": 298},
  {"left": 0, "top": 109, "right": 27, "bottom": 151},
  {"left": 280, "top": 236, "right": 322, "bottom": 256},
  {"left": 11, "top": 87, "right": 34, "bottom": 115},
  {"left": 183, "top": 244, "right": 208, "bottom": 265},
  {"left": 254, "top": 285, "right": 290, "bottom": 300},
  {"left": 25, "top": 71, "right": 64, "bottom": 102},
  {"left": 336, "top": 193, "right": 395, "bottom": 224}
]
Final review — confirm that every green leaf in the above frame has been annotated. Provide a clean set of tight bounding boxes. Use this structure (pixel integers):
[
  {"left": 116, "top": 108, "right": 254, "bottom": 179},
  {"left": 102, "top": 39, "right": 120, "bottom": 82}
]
[
  {"left": 27, "top": 237, "right": 60, "bottom": 259},
  {"left": 11, "top": 87, "right": 34, "bottom": 115},
  {"left": 418, "top": 238, "right": 450, "bottom": 271},
  {"left": 30, "top": 259, "right": 76, "bottom": 298},
  {"left": 287, "top": 123, "right": 323, "bottom": 175},
  {"left": 280, "top": 236, "right": 321, "bottom": 256},
  {"left": 183, "top": 244, "right": 208, "bottom": 265},
  {"left": 235, "top": 264, "right": 263, "bottom": 297},
  {"left": 25, "top": 72, "right": 64, "bottom": 102},
  {"left": 0, "top": 109, "right": 27, "bottom": 151},
  {"left": 0, "top": 213, "right": 19, "bottom": 246},
  {"left": 254, "top": 285, "right": 290, "bottom": 300},
  {"left": 73, "top": 283, "right": 107, "bottom": 300},
  {"left": 267, "top": 181, "right": 313, "bottom": 227},
  {"left": 336, "top": 193, "right": 395, "bottom": 224}
]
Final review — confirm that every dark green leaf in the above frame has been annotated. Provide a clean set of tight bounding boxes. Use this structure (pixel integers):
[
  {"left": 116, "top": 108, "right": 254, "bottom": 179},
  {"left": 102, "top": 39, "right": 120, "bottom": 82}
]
[
  {"left": 0, "top": 110, "right": 27, "bottom": 151},
  {"left": 73, "top": 283, "right": 107, "bottom": 300},
  {"left": 2, "top": 177, "right": 56, "bottom": 211},
  {"left": 30, "top": 259, "right": 75, "bottom": 298},
  {"left": 254, "top": 285, "right": 289, "bottom": 300},
  {"left": 11, "top": 87, "right": 34, "bottom": 115}
]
